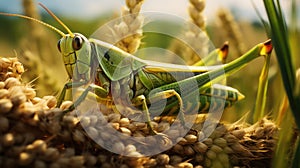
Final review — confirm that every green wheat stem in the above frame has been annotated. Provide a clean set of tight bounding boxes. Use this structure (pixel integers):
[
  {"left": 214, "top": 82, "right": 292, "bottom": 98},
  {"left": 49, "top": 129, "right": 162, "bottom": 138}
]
[
  {"left": 263, "top": 0, "right": 300, "bottom": 127},
  {"left": 253, "top": 53, "right": 271, "bottom": 122},
  {"left": 263, "top": 0, "right": 300, "bottom": 167},
  {"left": 273, "top": 110, "right": 295, "bottom": 167},
  {"left": 293, "top": 69, "right": 300, "bottom": 168}
]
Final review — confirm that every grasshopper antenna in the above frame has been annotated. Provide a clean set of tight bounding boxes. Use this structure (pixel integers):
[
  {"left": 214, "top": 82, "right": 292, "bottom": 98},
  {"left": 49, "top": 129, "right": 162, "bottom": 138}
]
[
  {"left": 0, "top": 11, "right": 66, "bottom": 37},
  {"left": 38, "top": 3, "right": 74, "bottom": 37}
]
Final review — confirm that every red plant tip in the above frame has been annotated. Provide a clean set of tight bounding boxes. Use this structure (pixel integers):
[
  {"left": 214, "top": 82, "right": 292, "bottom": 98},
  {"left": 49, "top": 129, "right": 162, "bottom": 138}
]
[
  {"left": 221, "top": 41, "right": 229, "bottom": 53},
  {"left": 263, "top": 39, "right": 273, "bottom": 54},
  {"left": 219, "top": 42, "right": 229, "bottom": 64}
]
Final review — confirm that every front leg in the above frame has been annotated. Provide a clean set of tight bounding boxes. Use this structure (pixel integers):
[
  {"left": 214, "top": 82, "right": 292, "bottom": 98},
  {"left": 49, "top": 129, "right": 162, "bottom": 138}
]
[
  {"left": 57, "top": 81, "right": 88, "bottom": 108},
  {"left": 63, "top": 83, "right": 110, "bottom": 113},
  {"left": 58, "top": 72, "right": 111, "bottom": 113}
]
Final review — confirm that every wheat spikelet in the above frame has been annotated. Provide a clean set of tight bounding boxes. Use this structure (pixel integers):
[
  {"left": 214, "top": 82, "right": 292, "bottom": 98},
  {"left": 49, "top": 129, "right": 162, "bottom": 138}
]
[
  {"left": 0, "top": 57, "right": 24, "bottom": 81},
  {"left": 186, "top": 0, "right": 209, "bottom": 65},
  {"left": 217, "top": 8, "right": 246, "bottom": 57},
  {"left": 169, "top": 0, "right": 209, "bottom": 65},
  {"left": 189, "top": 0, "right": 206, "bottom": 31},
  {"left": 112, "top": 0, "right": 145, "bottom": 54}
]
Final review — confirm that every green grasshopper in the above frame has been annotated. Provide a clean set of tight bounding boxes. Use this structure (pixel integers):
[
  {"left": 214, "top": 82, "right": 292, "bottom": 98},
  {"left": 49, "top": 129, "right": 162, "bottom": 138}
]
[{"left": 0, "top": 4, "right": 272, "bottom": 135}]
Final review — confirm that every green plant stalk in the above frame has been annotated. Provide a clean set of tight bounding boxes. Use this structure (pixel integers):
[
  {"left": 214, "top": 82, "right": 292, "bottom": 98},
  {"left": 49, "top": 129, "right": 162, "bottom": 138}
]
[
  {"left": 293, "top": 69, "right": 300, "bottom": 168},
  {"left": 290, "top": 0, "right": 299, "bottom": 75},
  {"left": 263, "top": 0, "right": 300, "bottom": 167},
  {"left": 263, "top": 0, "right": 300, "bottom": 127},
  {"left": 253, "top": 53, "right": 271, "bottom": 122},
  {"left": 296, "top": 69, "right": 300, "bottom": 111},
  {"left": 273, "top": 110, "right": 295, "bottom": 167}
]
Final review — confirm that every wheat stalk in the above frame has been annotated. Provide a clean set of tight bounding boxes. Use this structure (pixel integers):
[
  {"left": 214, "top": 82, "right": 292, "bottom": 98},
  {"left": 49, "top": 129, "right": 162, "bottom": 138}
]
[
  {"left": 189, "top": 0, "right": 206, "bottom": 30},
  {"left": 22, "top": 0, "right": 43, "bottom": 54}
]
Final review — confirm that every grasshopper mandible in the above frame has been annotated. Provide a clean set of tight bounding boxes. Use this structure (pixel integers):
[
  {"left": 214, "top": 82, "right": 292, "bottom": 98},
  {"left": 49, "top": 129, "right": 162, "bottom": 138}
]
[{"left": 0, "top": 3, "right": 272, "bottom": 135}]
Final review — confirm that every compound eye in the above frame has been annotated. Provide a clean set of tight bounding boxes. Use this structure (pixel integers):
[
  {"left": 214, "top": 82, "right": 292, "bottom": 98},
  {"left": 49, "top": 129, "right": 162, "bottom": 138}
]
[
  {"left": 72, "top": 35, "right": 83, "bottom": 51},
  {"left": 57, "top": 39, "right": 62, "bottom": 52}
]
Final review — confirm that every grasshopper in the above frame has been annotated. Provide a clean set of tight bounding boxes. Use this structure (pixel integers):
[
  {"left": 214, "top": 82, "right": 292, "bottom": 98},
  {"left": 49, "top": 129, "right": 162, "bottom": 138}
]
[{"left": 0, "top": 4, "right": 272, "bottom": 135}]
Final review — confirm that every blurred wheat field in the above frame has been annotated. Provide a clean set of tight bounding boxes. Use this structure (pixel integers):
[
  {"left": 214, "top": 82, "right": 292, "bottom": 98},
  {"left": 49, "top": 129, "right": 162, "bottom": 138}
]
[{"left": 0, "top": 0, "right": 299, "bottom": 167}]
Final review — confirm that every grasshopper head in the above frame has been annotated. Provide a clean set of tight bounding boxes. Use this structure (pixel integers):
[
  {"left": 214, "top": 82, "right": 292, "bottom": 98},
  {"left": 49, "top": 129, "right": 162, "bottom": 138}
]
[
  {"left": 57, "top": 33, "right": 91, "bottom": 81},
  {"left": 0, "top": 3, "right": 92, "bottom": 81},
  {"left": 37, "top": 3, "right": 92, "bottom": 81}
]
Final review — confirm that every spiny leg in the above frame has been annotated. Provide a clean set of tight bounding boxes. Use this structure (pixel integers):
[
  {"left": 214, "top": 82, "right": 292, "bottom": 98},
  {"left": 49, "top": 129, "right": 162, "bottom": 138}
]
[
  {"left": 62, "top": 86, "right": 92, "bottom": 114},
  {"left": 153, "top": 90, "right": 186, "bottom": 127},
  {"left": 133, "top": 95, "right": 157, "bottom": 135},
  {"left": 133, "top": 89, "right": 186, "bottom": 135}
]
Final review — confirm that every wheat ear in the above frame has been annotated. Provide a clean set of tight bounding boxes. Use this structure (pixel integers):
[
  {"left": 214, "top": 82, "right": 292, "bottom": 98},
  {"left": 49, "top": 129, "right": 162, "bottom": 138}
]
[
  {"left": 217, "top": 8, "right": 246, "bottom": 56},
  {"left": 112, "top": 0, "right": 145, "bottom": 54},
  {"left": 168, "top": 0, "right": 208, "bottom": 65}
]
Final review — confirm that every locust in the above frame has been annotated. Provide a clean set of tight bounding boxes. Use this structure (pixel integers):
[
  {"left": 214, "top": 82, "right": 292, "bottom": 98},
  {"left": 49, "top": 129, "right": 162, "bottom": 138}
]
[{"left": 0, "top": 3, "right": 272, "bottom": 135}]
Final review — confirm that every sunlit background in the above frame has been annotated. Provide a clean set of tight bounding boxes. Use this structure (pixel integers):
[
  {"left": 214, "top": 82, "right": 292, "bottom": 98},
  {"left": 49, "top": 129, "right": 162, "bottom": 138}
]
[{"left": 0, "top": 0, "right": 294, "bottom": 21}]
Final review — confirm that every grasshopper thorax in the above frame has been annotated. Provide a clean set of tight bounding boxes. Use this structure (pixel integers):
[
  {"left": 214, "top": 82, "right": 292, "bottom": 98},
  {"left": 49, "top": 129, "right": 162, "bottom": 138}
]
[{"left": 58, "top": 33, "right": 92, "bottom": 81}]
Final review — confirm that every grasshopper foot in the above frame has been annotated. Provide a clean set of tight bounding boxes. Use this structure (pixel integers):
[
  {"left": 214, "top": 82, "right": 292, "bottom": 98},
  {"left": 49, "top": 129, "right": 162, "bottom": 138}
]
[
  {"left": 148, "top": 130, "right": 172, "bottom": 147},
  {"left": 148, "top": 125, "right": 170, "bottom": 139},
  {"left": 56, "top": 103, "right": 75, "bottom": 121},
  {"left": 55, "top": 109, "right": 72, "bottom": 121}
]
